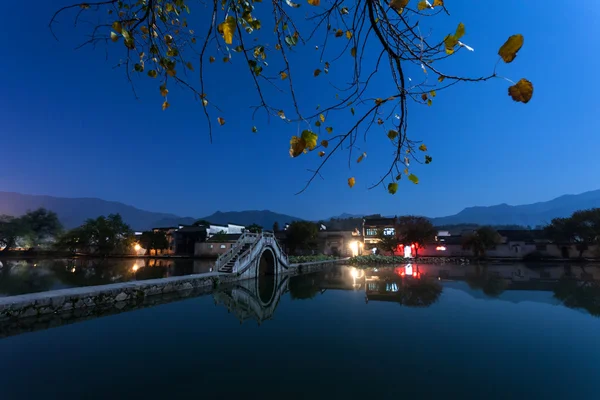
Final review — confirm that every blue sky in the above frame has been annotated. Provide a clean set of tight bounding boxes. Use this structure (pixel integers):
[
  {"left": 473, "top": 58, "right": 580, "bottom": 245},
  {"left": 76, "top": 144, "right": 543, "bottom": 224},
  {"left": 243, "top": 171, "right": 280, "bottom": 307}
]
[{"left": 1, "top": 0, "right": 599, "bottom": 220}]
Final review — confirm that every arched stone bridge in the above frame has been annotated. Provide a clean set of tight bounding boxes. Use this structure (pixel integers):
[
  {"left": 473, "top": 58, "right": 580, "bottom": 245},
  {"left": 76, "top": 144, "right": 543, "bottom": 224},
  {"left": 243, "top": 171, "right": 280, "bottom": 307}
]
[{"left": 215, "top": 232, "right": 290, "bottom": 278}]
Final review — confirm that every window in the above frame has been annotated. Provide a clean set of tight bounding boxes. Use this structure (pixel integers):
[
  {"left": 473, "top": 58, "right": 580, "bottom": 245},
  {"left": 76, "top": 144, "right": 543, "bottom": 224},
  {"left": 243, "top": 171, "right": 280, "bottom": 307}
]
[
  {"left": 220, "top": 244, "right": 226, "bottom": 249},
  {"left": 383, "top": 227, "right": 395, "bottom": 236},
  {"left": 366, "top": 228, "right": 378, "bottom": 237}
]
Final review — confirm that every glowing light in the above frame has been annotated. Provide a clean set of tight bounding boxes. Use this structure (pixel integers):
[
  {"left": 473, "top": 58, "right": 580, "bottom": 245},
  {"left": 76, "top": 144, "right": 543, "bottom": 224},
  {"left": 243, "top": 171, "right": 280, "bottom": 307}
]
[
  {"left": 412, "top": 271, "right": 417, "bottom": 277},
  {"left": 132, "top": 264, "right": 139, "bottom": 272},
  {"left": 71, "top": 267, "right": 76, "bottom": 273},
  {"left": 405, "top": 264, "right": 413, "bottom": 276},
  {"left": 134, "top": 243, "right": 141, "bottom": 251},
  {"left": 350, "top": 268, "right": 359, "bottom": 278},
  {"left": 349, "top": 241, "right": 360, "bottom": 257},
  {"left": 411, "top": 244, "right": 415, "bottom": 248},
  {"left": 436, "top": 246, "right": 447, "bottom": 251}
]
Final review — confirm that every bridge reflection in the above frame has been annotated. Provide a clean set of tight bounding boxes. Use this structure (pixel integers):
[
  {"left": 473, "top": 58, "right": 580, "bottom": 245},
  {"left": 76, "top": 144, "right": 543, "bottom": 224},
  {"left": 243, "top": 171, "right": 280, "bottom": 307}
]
[{"left": 214, "top": 264, "right": 600, "bottom": 324}]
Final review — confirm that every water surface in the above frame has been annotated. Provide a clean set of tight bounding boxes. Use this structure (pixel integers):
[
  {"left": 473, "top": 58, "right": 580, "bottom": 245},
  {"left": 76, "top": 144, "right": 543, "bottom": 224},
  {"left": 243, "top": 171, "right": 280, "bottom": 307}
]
[{"left": 0, "top": 264, "right": 599, "bottom": 399}]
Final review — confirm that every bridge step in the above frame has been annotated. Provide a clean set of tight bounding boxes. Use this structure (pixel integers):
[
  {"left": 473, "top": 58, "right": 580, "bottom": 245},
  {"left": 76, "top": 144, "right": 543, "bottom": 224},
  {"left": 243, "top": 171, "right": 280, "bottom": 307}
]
[{"left": 217, "top": 243, "right": 253, "bottom": 273}]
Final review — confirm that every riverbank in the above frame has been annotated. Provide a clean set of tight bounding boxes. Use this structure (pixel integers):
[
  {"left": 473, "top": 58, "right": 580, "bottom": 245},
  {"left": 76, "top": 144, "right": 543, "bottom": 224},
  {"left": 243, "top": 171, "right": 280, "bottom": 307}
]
[{"left": 347, "top": 254, "right": 600, "bottom": 266}]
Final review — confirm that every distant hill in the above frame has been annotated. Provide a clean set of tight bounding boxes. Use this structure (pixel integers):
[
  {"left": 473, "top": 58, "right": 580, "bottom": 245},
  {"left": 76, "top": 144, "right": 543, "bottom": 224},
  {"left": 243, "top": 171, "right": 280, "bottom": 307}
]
[
  {"left": 430, "top": 189, "right": 600, "bottom": 227},
  {"left": 0, "top": 192, "right": 195, "bottom": 231},
  {"left": 199, "top": 210, "right": 302, "bottom": 229}
]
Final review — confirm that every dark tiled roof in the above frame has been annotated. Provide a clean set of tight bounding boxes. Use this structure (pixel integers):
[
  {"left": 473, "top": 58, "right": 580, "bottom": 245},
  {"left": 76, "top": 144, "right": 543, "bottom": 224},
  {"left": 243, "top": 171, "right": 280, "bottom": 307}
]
[
  {"left": 207, "top": 233, "right": 242, "bottom": 243},
  {"left": 364, "top": 217, "right": 396, "bottom": 226},
  {"left": 497, "top": 229, "right": 545, "bottom": 242},
  {"left": 177, "top": 226, "right": 208, "bottom": 233}
]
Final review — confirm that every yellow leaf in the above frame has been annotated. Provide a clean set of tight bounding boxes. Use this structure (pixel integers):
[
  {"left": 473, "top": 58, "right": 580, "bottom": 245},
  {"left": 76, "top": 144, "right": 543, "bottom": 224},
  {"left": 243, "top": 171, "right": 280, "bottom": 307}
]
[
  {"left": 357, "top": 152, "right": 366, "bottom": 163},
  {"left": 165, "top": 3, "right": 173, "bottom": 12},
  {"left": 301, "top": 130, "right": 318, "bottom": 150},
  {"left": 318, "top": 151, "right": 325, "bottom": 157},
  {"left": 218, "top": 16, "right": 236, "bottom": 45},
  {"left": 438, "top": 75, "right": 445, "bottom": 82},
  {"left": 455, "top": 22, "right": 465, "bottom": 40},
  {"left": 112, "top": 21, "right": 122, "bottom": 34},
  {"left": 280, "top": 71, "right": 288, "bottom": 80},
  {"left": 166, "top": 69, "right": 176, "bottom": 77},
  {"left": 289, "top": 136, "right": 305, "bottom": 158},
  {"left": 346, "top": 31, "right": 352, "bottom": 40},
  {"left": 408, "top": 174, "right": 419, "bottom": 184},
  {"left": 314, "top": 69, "right": 321, "bottom": 77},
  {"left": 160, "top": 84, "right": 168, "bottom": 97},
  {"left": 444, "top": 34, "right": 458, "bottom": 55},
  {"left": 433, "top": 0, "right": 443, "bottom": 6},
  {"left": 375, "top": 98, "right": 384, "bottom": 105},
  {"left": 390, "top": 0, "right": 409, "bottom": 12},
  {"left": 162, "top": 101, "right": 170, "bottom": 111},
  {"left": 217, "top": 117, "right": 225, "bottom": 125},
  {"left": 429, "top": 90, "right": 436, "bottom": 97},
  {"left": 278, "top": 110, "right": 286, "bottom": 119},
  {"left": 319, "top": 114, "right": 325, "bottom": 123},
  {"left": 419, "top": 144, "right": 427, "bottom": 151},
  {"left": 417, "top": 0, "right": 429, "bottom": 10},
  {"left": 335, "top": 29, "right": 343, "bottom": 37},
  {"left": 388, "top": 130, "right": 398, "bottom": 140},
  {"left": 147, "top": 70, "right": 158, "bottom": 78},
  {"left": 321, "top": 140, "right": 329, "bottom": 148},
  {"left": 348, "top": 177, "right": 356, "bottom": 188},
  {"left": 140, "top": 26, "right": 149, "bottom": 34},
  {"left": 508, "top": 78, "right": 534, "bottom": 104},
  {"left": 223, "top": 56, "right": 229, "bottom": 62},
  {"left": 427, "top": 99, "right": 432, "bottom": 106},
  {"left": 388, "top": 182, "right": 398, "bottom": 195},
  {"left": 308, "top": 0, "right": 320, "bottom": 5},
  {"left": 350, "top": 47, "right": 357, "bottom": 57},
  {"left": 498, "top": 34, "right": 524, "bottom": 63},
  {"left": 404, "top": 168, "right": 409, "bottom": 175},
  {"left": 326, "top": 127, "right": 333, "bottom": 134},
  {"left": 209, "top": 56, "right": 215, "bottom": 63},
  {"left": 110, "top": 31, "right": 119, "bottom": 42},
  {"left": 164, "top": 34, "right": 173, "bottom": 44}
]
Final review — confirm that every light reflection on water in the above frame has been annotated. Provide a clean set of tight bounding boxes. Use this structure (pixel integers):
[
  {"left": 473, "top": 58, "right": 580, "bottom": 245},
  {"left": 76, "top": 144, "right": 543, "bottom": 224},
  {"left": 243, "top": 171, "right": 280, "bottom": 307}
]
[
  {"left": 0, "top": 264, "right": 599, "bottom": 398},
  {"left": 0, "top": 258, "right": 214, "bottom": 296}
]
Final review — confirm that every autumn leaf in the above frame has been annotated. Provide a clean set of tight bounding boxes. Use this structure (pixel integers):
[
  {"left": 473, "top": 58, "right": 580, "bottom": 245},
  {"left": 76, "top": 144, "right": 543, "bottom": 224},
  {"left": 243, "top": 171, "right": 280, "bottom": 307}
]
[
  {"left": 112, "top": 21, "right": 122, "bottom": 34},
  {"left": 419, "top": 144, "right": 428, "bottom": 151},
  {"left": 321, "top": 140, "right": 329, "bottom": 148},
  {"left": 388, "top": 182, "right": 399, "bottom": 195},
  {"left": 319, "top": 114, "right": 325, "bottom": 122},
  {"left": 408, "top": 174, "right": 419, "bottom": 184},
  {"left": 438, "top": 75, "right": 445, "bottom": 82},
  {"left": 160, "top": 84, "right": 168, "bottom": 97},
  {"left": 278, "top": 110, "right": 286, "bottom": 119},
  {"left": 390, "top": 0, "right": 409, "bottom": 12},
  {"left": 289, "top": 136, "right": 305, "bottom": 158},
  {"left": 186, "top": 62, "right": 194, "bottom": 71},
  {"left": 421, "top": 93, "right": 428, "bottom": 101},
  {"left": 444, "top": 34, "right": 459, "bottom": 55},
  {"left": 427, "top": 99, "right": 432, "bottom": 106},
  {"left": 377, "top": 118, "right": 383, "bottom": 125},
  {"left": 357, "top": 152, "right": 366, "bottom": 163},
  {"left": 350, "top": 47, "right": 357, "bottom": 57},
  {"left": 508, "top": 78, "right": 534, "bottom": 103},
  {"left": 498, "top": 34, "right": 524, "bottom": 63},
  {"left": 350, "top": 107, "right": 355, "bottom": 115},
  {"left": 217, "top": 117, "right": 225, "bottom": 125},
  {"left": 425, "top": 155, "right": 433, "bottom": 164},
  {"left": 110, "top": 31, "right": 119, "bottom": 42},
  {"left": 346, "top": 31, "right": 352, "bottom": 39},
  {"left": 162, "top": 101, "right": 170, "bottom": 111},
  {"left": 251, "top": 126, "right": 258, "bottom": 133},
  {"left": 455, "top": 22, "right": 465, "bottom": 40},
  {"left": 202, "top": 98, "right": 208, "bottom": 107},
  {"left": 429, "top": 90, "right": 436, "bottom": 98},
  {"left": 417, "top": 0, "right": 430, "bottom": 10},
  {"left": 314, "top": 69, "right": 321, "bottom": 77},
  {"left": 326, "top": 127, "right": 333, "bottom": 134},
  {"left": 335, "top": 29, "right": 343, "bottom": 37},
  {"left": 217, "top": 16, "right": 236, "bottom": 45},
  {"left": 308, "top": 0, "right": 320, "bottom": 5},
  {"left": 388, "top": 130, "right": 398, "bottom": 140},
  {"left": 341, "top": 6, "right": 349, "bottom": 14},
  {"left": 280, "top": 71, "right": 288, "bottom": 80},
  {"left": 348, "top": 177, "right": 356, "bottom": 188},
  {"left": 301, "top": 130, "right": 318, "bottom": 151},
  {"left": 433, "top": 0, "right": 443, "bottom": 5},
  {"left": 318, "top": 151, "right": 325, "bottom": 157},
  {"left": 315, "top": 120, "right": 322, "bottom": 127},
  {"left": 209, "top": 56, "right": 215, "bottom": 63},
  {"left": 147, "top": 70, "right": 158, "bottom": 78},
  {"left": 285, "top": 0, "right": 300, "bottom": 7}
]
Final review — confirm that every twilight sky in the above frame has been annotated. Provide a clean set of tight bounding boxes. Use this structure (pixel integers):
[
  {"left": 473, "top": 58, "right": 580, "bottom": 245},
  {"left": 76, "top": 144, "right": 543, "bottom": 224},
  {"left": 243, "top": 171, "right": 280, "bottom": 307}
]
[{"left": 1, "top": 0, "right": 599, "bottom": 220}]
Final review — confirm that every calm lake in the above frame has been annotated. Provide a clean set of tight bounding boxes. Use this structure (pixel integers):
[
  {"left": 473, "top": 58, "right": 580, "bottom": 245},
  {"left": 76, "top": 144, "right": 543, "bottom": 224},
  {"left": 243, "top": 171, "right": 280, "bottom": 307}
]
[{"left": 0, "top": 263, "right": 599, "bottom": 399}]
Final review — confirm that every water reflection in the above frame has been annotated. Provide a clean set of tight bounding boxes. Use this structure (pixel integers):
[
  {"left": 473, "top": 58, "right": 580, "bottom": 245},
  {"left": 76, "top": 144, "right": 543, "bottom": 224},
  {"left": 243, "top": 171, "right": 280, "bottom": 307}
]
[{"left": 0, "top": 258, "right": 214, "bottom": 296}]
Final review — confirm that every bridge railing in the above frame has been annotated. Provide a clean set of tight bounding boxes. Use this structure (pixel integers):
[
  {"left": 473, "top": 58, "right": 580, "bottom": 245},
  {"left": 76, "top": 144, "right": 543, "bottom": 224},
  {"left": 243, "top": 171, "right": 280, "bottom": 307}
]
[{"left": 215, "top": 232, "right": 260, "bottom": 269}]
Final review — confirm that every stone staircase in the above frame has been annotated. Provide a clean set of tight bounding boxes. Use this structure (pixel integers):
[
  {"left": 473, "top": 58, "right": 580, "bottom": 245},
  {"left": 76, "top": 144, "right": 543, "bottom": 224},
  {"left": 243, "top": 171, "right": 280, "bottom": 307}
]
[{"left": 218, "top": 243, "right": 252, "bottom": 273}]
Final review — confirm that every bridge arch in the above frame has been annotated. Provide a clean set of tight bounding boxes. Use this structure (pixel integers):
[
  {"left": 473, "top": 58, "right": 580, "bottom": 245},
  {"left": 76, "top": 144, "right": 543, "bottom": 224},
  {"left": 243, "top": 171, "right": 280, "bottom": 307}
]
[{"left": 257, "top": 246, "right": 277, "bottom": 277}]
